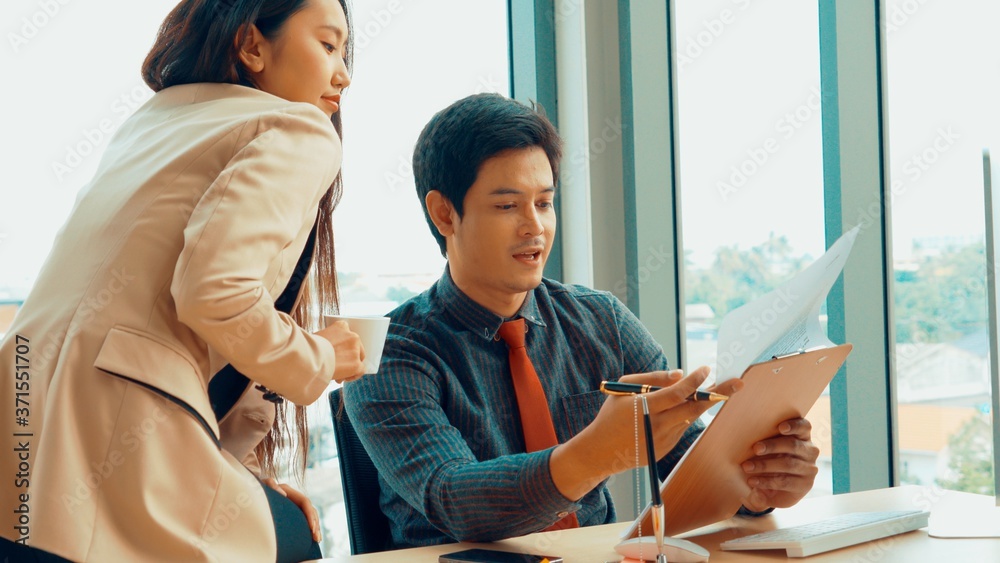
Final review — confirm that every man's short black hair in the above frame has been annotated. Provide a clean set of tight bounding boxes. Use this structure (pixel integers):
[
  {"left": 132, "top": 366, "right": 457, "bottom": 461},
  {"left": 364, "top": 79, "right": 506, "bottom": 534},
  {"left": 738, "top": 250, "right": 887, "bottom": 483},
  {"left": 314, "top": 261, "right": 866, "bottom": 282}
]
[{"left": 412, "top": 93, "right": 562, "bottom": 257}]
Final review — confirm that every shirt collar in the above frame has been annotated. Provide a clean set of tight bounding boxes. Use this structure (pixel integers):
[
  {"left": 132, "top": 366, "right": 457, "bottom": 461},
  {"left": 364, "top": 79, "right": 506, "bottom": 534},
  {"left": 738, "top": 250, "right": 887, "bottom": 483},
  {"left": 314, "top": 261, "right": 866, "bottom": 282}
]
[{"left": 437, "top": 265, "right": 547, "bottom": 341}]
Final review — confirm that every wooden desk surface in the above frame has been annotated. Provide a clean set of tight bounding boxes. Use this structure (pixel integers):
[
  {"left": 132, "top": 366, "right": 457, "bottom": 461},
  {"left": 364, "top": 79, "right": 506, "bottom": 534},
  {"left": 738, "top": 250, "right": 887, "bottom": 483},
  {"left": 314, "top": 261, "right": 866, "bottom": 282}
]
[{"left": 316, "top": 486, "right": 1000, "bottom": 562}]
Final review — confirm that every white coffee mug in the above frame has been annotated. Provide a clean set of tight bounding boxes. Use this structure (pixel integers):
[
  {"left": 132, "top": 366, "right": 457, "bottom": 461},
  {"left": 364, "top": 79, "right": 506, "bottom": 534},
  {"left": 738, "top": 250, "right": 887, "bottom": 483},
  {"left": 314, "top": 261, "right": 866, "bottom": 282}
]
[{"left": 323, "top": 315, "right": 391, "bottom": 374}]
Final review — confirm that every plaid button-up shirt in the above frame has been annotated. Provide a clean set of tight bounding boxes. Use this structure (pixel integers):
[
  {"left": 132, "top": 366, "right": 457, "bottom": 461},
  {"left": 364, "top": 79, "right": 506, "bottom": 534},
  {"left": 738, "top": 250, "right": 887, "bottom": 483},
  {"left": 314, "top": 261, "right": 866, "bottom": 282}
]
[{"left": 344, "top": 268, "right": 703, "bottom": 548}]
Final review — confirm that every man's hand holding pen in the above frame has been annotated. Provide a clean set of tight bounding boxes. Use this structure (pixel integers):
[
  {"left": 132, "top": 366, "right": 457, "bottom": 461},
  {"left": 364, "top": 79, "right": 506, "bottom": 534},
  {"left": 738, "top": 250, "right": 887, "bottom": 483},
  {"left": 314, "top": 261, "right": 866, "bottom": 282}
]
[
  {"left": 548, "top": 367, "right": 743, "bottom": 504},
  {"left": 591, "top": 367, "right": 743, "bottom": 466}
]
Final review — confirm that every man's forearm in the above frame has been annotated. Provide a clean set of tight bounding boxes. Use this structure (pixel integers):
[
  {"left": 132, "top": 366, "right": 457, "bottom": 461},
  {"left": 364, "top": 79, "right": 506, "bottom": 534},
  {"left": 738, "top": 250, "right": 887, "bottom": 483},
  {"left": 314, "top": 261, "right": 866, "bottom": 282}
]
[{"left": 423, "top": 451, "right": 580, "bottom": 541}]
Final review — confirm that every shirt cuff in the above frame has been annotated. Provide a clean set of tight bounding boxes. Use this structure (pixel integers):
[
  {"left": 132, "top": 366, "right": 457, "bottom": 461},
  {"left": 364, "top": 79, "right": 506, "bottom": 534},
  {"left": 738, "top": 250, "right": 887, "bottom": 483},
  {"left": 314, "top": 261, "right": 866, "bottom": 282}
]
[
  {"left": 737, "top": 505, "right": 776, "bottom": 517},
  {"left": 518, "top": 449, "right": 582, "bottom": 525}
]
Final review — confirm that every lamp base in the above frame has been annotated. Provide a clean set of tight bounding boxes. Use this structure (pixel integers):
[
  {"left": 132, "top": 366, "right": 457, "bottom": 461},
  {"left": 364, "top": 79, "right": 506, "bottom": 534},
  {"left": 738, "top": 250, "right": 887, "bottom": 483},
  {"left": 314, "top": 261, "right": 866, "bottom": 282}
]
[{"left": 613, "top": 536, "right": 710, "bottom": 563}]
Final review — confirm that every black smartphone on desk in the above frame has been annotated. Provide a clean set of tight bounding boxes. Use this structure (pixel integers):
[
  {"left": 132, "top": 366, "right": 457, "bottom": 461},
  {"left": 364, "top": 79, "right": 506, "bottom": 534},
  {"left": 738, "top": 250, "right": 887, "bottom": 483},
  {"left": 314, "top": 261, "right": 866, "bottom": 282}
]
[{"left": 439, "top": 548, "right": 563, "bottom": 563}]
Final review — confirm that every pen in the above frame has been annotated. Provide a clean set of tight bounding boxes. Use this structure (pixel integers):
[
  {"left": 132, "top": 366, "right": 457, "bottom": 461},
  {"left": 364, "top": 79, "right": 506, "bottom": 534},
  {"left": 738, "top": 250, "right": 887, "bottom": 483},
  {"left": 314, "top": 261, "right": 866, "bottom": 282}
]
[
  {"left": 599, "top": 380, "right": 729, "bottom": 402},
  {"left": 640, "top": 395, "right": 666, "bottom": 563}
]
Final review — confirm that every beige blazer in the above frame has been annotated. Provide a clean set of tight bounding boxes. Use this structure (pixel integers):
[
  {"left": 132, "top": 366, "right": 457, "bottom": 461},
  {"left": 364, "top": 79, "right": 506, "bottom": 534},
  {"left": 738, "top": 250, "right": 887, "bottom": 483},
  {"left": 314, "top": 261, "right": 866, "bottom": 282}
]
[{"left": 0, "top": 83, "right": 342, "bottom": 562}]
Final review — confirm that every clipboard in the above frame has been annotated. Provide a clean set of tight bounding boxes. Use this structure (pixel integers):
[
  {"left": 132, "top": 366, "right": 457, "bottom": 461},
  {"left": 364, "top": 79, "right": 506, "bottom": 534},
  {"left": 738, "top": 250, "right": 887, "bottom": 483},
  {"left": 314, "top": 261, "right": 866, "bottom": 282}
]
[{"left": 624, "top": 343, "right": 853, "bottom": 539}]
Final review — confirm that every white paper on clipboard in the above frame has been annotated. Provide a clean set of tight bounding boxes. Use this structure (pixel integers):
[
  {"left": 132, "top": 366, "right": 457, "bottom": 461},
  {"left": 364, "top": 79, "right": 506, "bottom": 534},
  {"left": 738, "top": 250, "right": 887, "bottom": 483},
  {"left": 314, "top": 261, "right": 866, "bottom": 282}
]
[{"left": 713, "top": 225, "right": 859, "bottom": 382}]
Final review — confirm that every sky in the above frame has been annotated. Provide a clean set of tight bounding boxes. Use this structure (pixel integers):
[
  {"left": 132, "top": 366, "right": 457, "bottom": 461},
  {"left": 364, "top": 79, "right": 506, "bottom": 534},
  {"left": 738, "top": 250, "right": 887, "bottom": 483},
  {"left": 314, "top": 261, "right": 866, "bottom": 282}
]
[
  {"left": 0, "top": 0, "right": 506, "bottom": 298},
  {"left": 676, "top": 0, "right": 1000, "bottom": 267},
  {"left": 1, "top": 0, "right": 998, "bottom": 299}
]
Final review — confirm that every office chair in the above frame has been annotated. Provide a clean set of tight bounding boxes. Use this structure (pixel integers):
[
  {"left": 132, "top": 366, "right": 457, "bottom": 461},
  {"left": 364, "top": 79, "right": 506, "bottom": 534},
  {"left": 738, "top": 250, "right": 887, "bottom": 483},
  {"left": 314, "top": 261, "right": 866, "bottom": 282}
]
[{"left": 328, "top": 388, "right": 393, "bottom": 555}]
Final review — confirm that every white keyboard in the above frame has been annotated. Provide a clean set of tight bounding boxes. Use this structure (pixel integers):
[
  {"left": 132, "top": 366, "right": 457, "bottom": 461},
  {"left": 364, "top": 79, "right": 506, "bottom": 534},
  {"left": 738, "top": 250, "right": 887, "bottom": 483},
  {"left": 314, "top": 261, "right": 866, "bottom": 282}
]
[{"left": 719, "top": 510, "right": 930, "bottom": 557}]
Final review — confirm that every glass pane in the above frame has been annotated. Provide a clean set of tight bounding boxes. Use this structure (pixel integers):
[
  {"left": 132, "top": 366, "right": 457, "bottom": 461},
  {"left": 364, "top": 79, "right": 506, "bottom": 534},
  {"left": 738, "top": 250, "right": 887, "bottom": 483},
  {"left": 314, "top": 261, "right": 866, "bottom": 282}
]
[
  {"left": 311, "top": 1, "right": 511, "bottom": 556},
  {"left": 674, "top": 0, "right": 831, "bottom": 495},
  {"left": 886, "top": 0, "right": 999, "bottom": 495},
  {"left": 1, "top": 1, "right": 178, "bottom": 300},
  {"left": 335, "top": 0, "right": 510, "bottom": 317},
  {"left": 1, "top": 0, "right": 509, "bottom": 556}
]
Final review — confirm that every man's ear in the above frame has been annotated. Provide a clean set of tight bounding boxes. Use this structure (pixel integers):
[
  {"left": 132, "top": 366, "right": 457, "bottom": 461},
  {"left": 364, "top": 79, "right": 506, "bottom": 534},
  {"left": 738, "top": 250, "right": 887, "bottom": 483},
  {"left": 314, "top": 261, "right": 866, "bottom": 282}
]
[
  {"left": 425, "top": 191, "right": 457, "bottom": 237},
  {"left": 236, "top": 24, "right": 267, "bottom": 74}
]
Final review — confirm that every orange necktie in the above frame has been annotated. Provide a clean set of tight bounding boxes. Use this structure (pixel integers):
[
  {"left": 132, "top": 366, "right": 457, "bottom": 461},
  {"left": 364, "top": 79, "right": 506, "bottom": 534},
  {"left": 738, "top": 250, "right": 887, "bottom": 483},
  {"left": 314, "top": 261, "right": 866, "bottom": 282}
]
[{"left": 497, "top": 318, "right": 580, "bottom": 531}]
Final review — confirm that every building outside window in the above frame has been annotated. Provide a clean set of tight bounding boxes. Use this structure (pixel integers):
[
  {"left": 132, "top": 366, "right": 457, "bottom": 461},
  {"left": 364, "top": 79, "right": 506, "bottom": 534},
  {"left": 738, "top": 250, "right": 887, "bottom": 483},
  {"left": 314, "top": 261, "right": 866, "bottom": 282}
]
[
  {"left": 885, "top": 0, "right": 999, "bottom": 496},
  {"left": 674, "top": 0, "right": 830, "bottom": 494}
]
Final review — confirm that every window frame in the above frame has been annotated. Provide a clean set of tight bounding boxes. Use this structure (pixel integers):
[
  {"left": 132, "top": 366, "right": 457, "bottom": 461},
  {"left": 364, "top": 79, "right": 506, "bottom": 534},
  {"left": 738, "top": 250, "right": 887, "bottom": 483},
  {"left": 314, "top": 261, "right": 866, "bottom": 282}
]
[{"left": 509, "top": 0, "right": 899, "bottom": 505}]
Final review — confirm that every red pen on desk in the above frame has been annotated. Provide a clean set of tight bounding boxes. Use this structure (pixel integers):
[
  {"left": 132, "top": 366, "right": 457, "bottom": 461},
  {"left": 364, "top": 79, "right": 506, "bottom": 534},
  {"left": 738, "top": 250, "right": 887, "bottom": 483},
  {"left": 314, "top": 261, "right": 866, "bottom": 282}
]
[{"left": 599, "top": 380, "right": 729, "bottom": 402}]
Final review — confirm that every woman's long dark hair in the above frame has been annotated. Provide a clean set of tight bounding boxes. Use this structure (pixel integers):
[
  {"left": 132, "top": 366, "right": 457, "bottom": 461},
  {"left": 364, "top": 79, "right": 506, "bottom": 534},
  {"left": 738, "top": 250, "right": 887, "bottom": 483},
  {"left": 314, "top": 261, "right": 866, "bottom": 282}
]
[{"left": 142, "top": 0, "right": 354, "bottom": 480}]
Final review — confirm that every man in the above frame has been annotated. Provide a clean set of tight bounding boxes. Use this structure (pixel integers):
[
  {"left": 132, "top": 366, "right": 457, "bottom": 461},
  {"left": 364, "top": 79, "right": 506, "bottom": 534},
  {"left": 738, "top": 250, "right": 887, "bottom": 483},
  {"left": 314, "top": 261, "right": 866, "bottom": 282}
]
[{"left": 343, "top": 93, "right": 819, "bottom": 548}]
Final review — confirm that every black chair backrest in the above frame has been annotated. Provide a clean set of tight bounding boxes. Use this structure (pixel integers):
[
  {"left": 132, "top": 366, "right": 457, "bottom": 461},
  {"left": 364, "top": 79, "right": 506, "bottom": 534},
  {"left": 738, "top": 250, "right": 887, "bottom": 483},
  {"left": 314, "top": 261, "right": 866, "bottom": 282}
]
[{"left": 328, "top": 388, "right": 393, "bottom": 555}]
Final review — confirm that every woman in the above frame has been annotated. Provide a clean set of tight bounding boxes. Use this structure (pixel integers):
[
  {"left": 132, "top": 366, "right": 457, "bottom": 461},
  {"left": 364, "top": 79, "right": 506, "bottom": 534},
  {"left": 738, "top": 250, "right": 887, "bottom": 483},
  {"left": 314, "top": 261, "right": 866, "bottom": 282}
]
[{"left": 0, "top": 0, "right": 362, "bottom": 561}]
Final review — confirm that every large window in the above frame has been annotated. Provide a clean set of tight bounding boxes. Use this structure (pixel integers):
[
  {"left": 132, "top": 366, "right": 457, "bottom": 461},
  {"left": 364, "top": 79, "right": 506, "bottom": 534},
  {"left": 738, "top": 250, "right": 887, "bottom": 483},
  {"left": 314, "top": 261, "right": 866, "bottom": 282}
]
[
  {"left": 334, "top": 1, "right": 509, "bottom": 316},
  {"left": 885, "top": 0, "right": 999, "bottom": 495},
  {"left": 1, "top": 1, "right": 176, "bottom": 300},
  {"left": 2, "top": 0, "right": 510, "bottom": 557},
  {"left": 674, "top": 0, "right": 832, "bottom": 494},
  {"left": 309, "top": 1, "right": 510, "bottom": 556}
]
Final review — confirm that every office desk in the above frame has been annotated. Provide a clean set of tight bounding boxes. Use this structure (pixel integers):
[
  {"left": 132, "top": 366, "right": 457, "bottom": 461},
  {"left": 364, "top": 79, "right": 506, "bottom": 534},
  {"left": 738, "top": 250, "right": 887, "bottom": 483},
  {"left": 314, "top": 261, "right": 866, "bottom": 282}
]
[{"left": 316, "top": 486, "right": 1000, "bottom": 562}]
